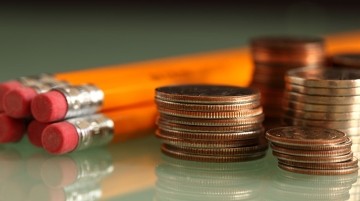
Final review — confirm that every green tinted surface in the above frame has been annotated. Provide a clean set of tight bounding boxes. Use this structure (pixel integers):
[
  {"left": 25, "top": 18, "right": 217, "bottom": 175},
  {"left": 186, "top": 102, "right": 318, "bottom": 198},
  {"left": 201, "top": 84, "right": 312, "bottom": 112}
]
[{"left": 0, "top": 4, "right": 360, "bottom": 201}]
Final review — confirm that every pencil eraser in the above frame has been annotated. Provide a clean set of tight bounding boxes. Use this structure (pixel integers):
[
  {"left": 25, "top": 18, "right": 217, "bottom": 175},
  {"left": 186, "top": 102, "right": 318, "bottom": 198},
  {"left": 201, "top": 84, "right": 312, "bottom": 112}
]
[
  {"left": 0, "top": 113, "right": 26, "bottom": 143},
  {"left": 0, "top": 81, "right": 22, "bottom": 112},
  {"left": 42, "top": 122, "right": 79, "bottom": 155},
  {"left": 31, "top": 91, "right": 68, "bottom": 123},
  {"left": 41, "top": 157, "right": 78, "bottom": 187},
  {"left": 3, "top": 87, "right": 37, "bottom": 118},
  {"left": 27, "top": 120, "right": 49, "bottom": 147}
]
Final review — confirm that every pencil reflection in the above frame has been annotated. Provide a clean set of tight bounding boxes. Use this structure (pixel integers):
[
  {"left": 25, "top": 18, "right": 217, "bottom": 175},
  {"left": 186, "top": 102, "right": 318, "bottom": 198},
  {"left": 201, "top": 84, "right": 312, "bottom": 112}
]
[
  {"left": 155, "top": 154, "right": 269, "bottom": 201},
  {"left": 266, "top": 166, "right": 358, "bottom": 201}
]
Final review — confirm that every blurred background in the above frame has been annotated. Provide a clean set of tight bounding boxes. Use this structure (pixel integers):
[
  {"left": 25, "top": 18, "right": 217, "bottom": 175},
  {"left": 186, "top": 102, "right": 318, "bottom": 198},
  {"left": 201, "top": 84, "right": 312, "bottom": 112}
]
[{"left": 1, "top": 0, "right": 360, "bottom": 81}]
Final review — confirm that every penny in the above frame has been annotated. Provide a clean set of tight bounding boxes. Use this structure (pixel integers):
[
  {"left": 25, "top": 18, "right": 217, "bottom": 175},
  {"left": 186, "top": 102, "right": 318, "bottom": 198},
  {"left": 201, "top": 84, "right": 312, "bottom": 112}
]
[
  {"left": 157, "top": 128, "right": 263, "bottom": 140},
  {"left": 331, "top": 53, "right": 360, "bottom": 69},
  {"left": 285, "top": 91, "right": 360, "bottom": 105},
  {"left": 271, "top": 137, "right": 352, "bottom": 151},
  {"left": 278, "top": 163, "right": 358, "bottom": 175},
  {"left": 157, "top": 119, "right": 263, "bottom": 133},
  {"left": 286, "top": 83, "right": 360, "bottom": 96},
  {"left": 156, "top": 85, "right": 260, "bottom": 104},
  {"left": 155, "top": 99, "right": 260, "bottom": 111},
  {"left": 265, "top": 126, "right": 347, "bottom": 146},
  {"left": 161, "top": 145, "right": 266, "bottom": 163},
  {"left": 283, "top": 100, "right": 360, "bottom": 112},
  {"left": 270, "top": 143, "right": 352, "bottom": 157},
  {"left": 283, "top": 108, "right": 360, "bottom": 121},
  {"left": 158, "top": 107, "right": 263, "bottom": 119},
  {"left": 273, "top": 152, "right": 353, "bottom": 163},
  {"left": 282, "top": 116, "right": 360, "bottom": 129},
  {"left": 285, "top": 67, "right": 360, "bottom": 88},
  {"left": 158, "top": 114, "right": 264, "bottom": 126},
  {"left": 278, "top": 157, "right": 358, "bottom": 170}
]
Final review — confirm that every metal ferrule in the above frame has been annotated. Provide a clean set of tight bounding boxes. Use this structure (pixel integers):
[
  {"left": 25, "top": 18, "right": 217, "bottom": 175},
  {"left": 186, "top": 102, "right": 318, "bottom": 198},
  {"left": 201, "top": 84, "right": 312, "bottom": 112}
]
[
  {"left": 66, "top": 114, "right": 114, "bottom": 151},
  {"left": 54, "top": 85, "right": 104, "bottom": 119},
  {"left": 64, "top": 181, "right": 102, "bottom": 201},
  {"left": 29, "top": 80, "right": 69, "bottom": 93},
  {"left": 17, "top": 73, "right": 55, "bottom": 86}
]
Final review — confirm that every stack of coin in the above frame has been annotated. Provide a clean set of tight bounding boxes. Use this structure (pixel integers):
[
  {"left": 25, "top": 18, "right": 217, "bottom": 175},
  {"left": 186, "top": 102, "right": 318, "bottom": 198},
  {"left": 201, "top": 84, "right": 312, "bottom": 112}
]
[
  {"left": 283, "top": 67, "right": 360, "bottom": 155},
  {"left": 331, "top": 53, "right": 360, "bottom": 69},
  {"left": 250, "top": 36, "right": 325, "bottom": 127},
  {"left": 155, "top": 85, "right": 267, "bottom": 162},
  {"left": 266, "top": 126, "right": 358, "bottom": 175}
]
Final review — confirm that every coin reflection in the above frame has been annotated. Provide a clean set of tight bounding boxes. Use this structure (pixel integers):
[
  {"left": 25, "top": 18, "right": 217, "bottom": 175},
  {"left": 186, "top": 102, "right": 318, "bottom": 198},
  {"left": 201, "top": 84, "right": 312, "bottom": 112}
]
[
  {"left": 266, "top": 166, "right": 358, "bottom": 201},
  {"left": 155, "top": 154, "right": 269, "bottom": 201}
]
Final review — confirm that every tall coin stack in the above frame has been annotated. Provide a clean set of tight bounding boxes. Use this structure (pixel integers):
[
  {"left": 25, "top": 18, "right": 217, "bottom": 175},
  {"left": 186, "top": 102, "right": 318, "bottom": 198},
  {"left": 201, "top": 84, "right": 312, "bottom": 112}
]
[
  {"left": 250, "top": 36, "right": 325, "bottom": 128},
  {"left": 331, "top": 53, "right": 360, "bottom": 69},
  {"left": 155, "top": 85, "right": 268, "bottom": 163},
  {"left": 283, "top": 67, "right": 360, "bottom": 158},
  {"left": 266, "top": 127, "right": 358, "bottom": 175}
]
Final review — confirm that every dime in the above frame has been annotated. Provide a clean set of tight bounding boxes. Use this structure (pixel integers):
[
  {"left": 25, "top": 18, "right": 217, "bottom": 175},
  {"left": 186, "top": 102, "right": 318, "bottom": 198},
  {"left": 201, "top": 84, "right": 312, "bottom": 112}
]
[
  {"left": 157, "top": 119, "right": 262, "bottom": 133},
  {"left": 273, "top": 152, "right": 353, "bottom": 163},
  {"left": 283, "top": 100, "right": 360, "bottom": 112},
  {"left": 265, "top": 126, "right": 347, "bottom": 146},
  {"left": 331, "top": 53, "right": 360, "bottom": 69},
  {"left": 271, "top": 137, "right": 352, "bottom": 151},
  {"left": 158, "top": 107, "right": 263, "bottom": 119},
  {"left": 157, "top": 128, "right": 263, "bottom": 140},
  {"left": 156, "top": 85, "right": 260, "bottom": 104},
  {"left": 286, "top": 83, "right": 360, "bottom": 96},
  {"left": 278, "top": 163, "right": 358, "bottom": 175},
  {"left": 283, "top": 116, "right": 360, "bottom": 129},
  {"left": 158, "top": 114, "right": 264, "bottom": 126},
  {"left": 155, "top": 99, "right": 260, "bottom": 111},
  {"left": 278, "top": 157, "right": 358, "bottom": 170},
  {"left": 285, "top": 91, "right": 360, "bottom": 105},
  {"left": 285, "top": 67, "right": 360, "bottom": 88},
  {"left": 270, "top": 143, "right": 352, "bottom": 157},
  {"left": 283, "top": 108, "right": 360, "bottom": 121},
  {"left": 161, "top": 145, "right": 266, "bottom": 162}
]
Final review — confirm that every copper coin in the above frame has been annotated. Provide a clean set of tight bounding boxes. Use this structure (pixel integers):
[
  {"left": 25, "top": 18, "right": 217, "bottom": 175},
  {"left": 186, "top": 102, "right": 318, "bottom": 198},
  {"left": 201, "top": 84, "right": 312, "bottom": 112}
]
[
  {"left": 331, "top": 53, "right": 360, "bottom": 69},
  {"left": 286, "top": 83, "right": 360, "bottom": 96},
  {"left": 158, "top": 107, "right": 263, "bottom": 119},
  {"left": 163, "top": 141, "right": 268, "bottom": 156},
  {"left": 273, "top": 152, "right": 353, "bottom": 163},
  {"left": 278, "top": 163, "right": 358, "bottom": 175},
  {"left": 278, "top": 157, "right": 358, "bottom": 170},
  {"left": 266, "top": 126, "right": 347, "bottom": 146},
  {"left": 286, "top": 67, "right": 360, "bottom": 88},
  {"left": 157, "top": 119, "right": 262, "bottom": 133},
  {"left": 155, "top": 99, "right": 260, "bottom": 112},
  {"left": 283, "top": 100, "right": 360, "bottom": 112},
  {"left": 158, "top": 114, "right": 264, "bottom": 126},
  {"left": 156, "top": 131, "right": 259, "bottom": 148},
  {"left": 156, "top": 85, "right": 260, "bottom": 104},
  {"left": 161, "top": 145, "right": 266, "bottom": 163},
  {"left": 157, "top": 127, "right": 263, "bottom": 141},
  {"left": 270, "top": 143, "right": 352, "bottom": 157},
  {"left": 271, "top": 137, "right": 352, "bottom": 151},
  {"left": 283, "top": 107, "right": 360, "bottom": 121},
  {"left": 283, "top": 115, "right": 360, "bottom": 129},
  {"left": 285, "top": 91, "right": 360, "bottom": 105}
]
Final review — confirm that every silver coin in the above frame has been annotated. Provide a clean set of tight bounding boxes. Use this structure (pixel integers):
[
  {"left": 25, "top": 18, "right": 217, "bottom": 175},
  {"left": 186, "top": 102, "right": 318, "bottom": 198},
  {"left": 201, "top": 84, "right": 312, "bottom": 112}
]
[
  {"left": 283, "top": 115, "right": 360, "bottom": 129},
  {"left": 283, "top": 100, "right": 360, "bottom": 112},
  {"left": 283, "top": 107, "right": 360, "bottom": 121},
  {"left": 286, "top": 83, "right": 360, "bottom": 96},
  {"left": 285, "top": 92, "right": 360, "bottom": 105}
]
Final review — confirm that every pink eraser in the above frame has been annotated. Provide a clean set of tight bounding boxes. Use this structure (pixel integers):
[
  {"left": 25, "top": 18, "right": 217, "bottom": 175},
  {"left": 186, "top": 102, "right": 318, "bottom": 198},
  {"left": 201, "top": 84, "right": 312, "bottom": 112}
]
[
  {"left": 0, "top": 113, "right": 26, "bottom": 143},
  {"left": 31, "top": 91, "right": 68, "bottom": 123},
  {"left": 3, "top": 87, "right": 37, "bottom": 118},
  {"left": 27, "top": 120, "right": 50, "bottom": 147},
  {"left": 41, "top": 157, "right": 78, "bottom": 187},
  {"left": 42, "top": 122, "right": 79, "bottom": 155},
  {"left": 0, "top": 81, "right": 22, "bottom": 112}
]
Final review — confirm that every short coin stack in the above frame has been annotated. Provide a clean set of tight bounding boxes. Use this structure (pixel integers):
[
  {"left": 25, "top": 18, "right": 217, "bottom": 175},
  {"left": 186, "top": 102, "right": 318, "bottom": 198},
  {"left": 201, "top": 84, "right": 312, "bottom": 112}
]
[
  {"left": 266, "top": 126, "right": 358, "bottom": 175},
  {"left": 283, "top": 67, "right": 360, "bottom": 156},
  {"left": 155, "top": 85, "right": 268, "bottom": 162},
  {"left": 250, "top": 36, "right": 325, "bottom": 127}
]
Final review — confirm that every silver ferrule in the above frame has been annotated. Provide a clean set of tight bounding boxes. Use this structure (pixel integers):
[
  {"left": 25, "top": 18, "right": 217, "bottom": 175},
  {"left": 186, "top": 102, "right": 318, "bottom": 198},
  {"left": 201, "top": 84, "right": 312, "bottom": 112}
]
[
  {"left": 54, "top": 85, "right": 104, "bottom": 119},
  {"left": 29, "top": 80, "right": 69, "bottom": 94},
  {"left": 66, "top": 114, "right": 114, "bottom": 151},
  {"left": 17, "top": 73, "right": 55, "bottom": 86},
  {"left": 64, "top": 181, "right": 102, "bottom": 201}
]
